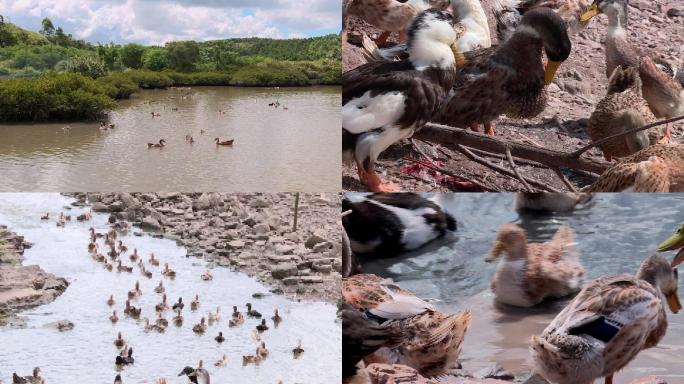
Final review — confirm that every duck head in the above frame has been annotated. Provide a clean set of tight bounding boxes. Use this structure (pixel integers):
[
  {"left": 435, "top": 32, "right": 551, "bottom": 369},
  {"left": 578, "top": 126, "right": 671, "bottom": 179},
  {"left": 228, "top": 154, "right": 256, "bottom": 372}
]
[
  {"left": 659, "top": 223, "right": 684, "bottom": 267},
  {"left": 637, "top": 255, "right": 682, "bottom": 313},
  {"left": 406, "top": 9, "right": 462, "bottom": 70},
  {"left": 178, "top": 366, "right": 198, "bottom": 382},
  {"left": 485, "top": 224, "right": 527, "bottom": 262},
  {"left": 580, "top": 0, "right": 629, "bottom": 27},
  {"left": 517, "top": 8, "right": 571, "bottom": 85}
]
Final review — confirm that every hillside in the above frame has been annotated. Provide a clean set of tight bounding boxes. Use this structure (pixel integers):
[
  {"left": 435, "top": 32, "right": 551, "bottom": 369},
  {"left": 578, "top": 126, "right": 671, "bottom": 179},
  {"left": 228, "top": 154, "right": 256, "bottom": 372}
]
[{"left": 0, "top": 20, "right": 49, "bottom": 46}]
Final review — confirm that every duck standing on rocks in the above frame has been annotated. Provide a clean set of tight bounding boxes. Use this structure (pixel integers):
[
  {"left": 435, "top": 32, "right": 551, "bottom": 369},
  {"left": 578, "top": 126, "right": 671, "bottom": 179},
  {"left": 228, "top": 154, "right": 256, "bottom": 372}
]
[
  {"left": 342, "top": 193, "right": 456, "bottom": 257},
  {"left": 485, "top": 224, "right": 585, "bottom": 307},
  {"left": 343, "top": 9, "right": 460, "bottom": 192},
  {"left": 531, "top": 255, "right": 681, "bottom": 384},
  {"left": 178, "top": 365, "right": 210, "bottom": 384}
]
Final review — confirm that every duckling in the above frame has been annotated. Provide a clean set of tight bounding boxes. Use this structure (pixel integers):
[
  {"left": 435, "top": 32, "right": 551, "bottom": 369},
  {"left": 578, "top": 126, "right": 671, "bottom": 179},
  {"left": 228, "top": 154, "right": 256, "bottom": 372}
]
[
  {"left": 214, "top": 354, "right": 228, "bottom": 367},
  {"left": 178, "top": 366, "right": 210, "bottom": 384},
  {"left": 148, "top": 252, "right": 160, "bottom": 266},
  {"left": 201, "top": 270, "right": 213, "bottom": 280},
  {"left": 256, "top": 318, "right": 269, "bottom": 333},
  {"left": 117, "top": 260, "right": 133, "bottom": 273},
  {"left": 485, "top": 224, "right": 586, "bottom": 307},
  {"left": 214, "top": 331, "right": 225, "bottom": 343},
  {"left": 193, "top": 317, "right": 207, "bottom": 334},
  {"left": 342, "top": 193, "right": 457, "bottom": 257},
  {"left": 214, "top": 137, "right": 234, "bottom": 146},
  {"left": 154, "top": 281, "right": 165, "bottom": 294},
  {"left": 271, "top": 309, "right": 282, "bottom": 326},
  {"left": 246, "top": 303, "right": 261, "bottom": 318},
  {"left": 531, "top": 255, "right": 681, "bottom": 384},
  {"left": 292, "top": 340, "right": 305, "bottom": 359},
  {"left": 115, "top": 347, "right": 135, "bottom": 365},
  {"left": 107, "top": 294, "right": 115, "bottom": 306},
  {"left": 128, "top": 281, "right": 142, "bottom": 299},
  {"left": 173, "top": 309, "right": 184, "bottom": 326},
  {"left": 129, "top": 248, "right": 139, "bottom": 262},
  {"left": 144, "top": 317, "right": 166, "bottom": 333},
  {"left": 155, "top": 294, "right": 169, "bottom": 312},
  {"left": 257, "top": 342, "right": 269, "bottom": 359},
  {"left": 162, "top": 263, "right": 176, "bottom": 278},
  {"left": 147, "top": 139, "right": 166, "bottom": 149},
  {"left": 156, "top": 311, "right": 169, "bottom": 328},
  {"left": 190, "top": 294, "right": 200, "bottom": 311},
  {"left": 114, "top": 332, "right": 125, "bottom": 348},
  {"left": 110, "top": 310, "right": 119, "bottom": 323},
  {"left": 172, "top": 297, "right": 184, "bottom": 311}
]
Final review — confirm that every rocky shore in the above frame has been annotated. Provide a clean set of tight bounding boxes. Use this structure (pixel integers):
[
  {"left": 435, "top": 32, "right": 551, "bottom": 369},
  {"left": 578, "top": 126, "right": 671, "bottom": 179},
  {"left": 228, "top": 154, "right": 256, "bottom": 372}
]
[
  {"left": 0, "top": 225, "right": 69, "bottom": 326},
  {"left": 74, "top": 192, "right": 341, "bottom": 303}
]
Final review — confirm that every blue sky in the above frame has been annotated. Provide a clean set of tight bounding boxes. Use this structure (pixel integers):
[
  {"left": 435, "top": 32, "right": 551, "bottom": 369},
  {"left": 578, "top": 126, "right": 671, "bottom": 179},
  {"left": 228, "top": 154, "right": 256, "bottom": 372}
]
[{"left": 0, "top": 0, "right": 341, "bottom": 45}]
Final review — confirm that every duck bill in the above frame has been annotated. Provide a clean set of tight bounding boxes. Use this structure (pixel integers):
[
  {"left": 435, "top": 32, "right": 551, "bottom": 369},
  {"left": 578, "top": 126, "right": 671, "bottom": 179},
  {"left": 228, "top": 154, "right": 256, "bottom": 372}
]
[
  {"left": 658, "top": 230, "right": 684, "bottom": 252},
  {"left": 580, "top": 4, "right": 600, "bottom": 22},
  {"left": 485, "top": 240, "right": 504, "bottom": 262},
  {"left": 666, "top": 292, "right": 682, "bottom": 313},
  {"left": 544, "top": 60, "right": 561, "bottom": 85},
  {"left": 451, "top": 42, "right": 466, "bottom": 67}
]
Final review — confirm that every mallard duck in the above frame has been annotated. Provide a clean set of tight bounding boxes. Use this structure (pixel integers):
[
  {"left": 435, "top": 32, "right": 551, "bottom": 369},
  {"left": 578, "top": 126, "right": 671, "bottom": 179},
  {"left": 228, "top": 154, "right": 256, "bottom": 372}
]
[
  {"left": 124, "top": 300, "right": 142, "bottom": 318},
  {"left": 214, "top": 138, "right": 234, "bottom": 146},
  {"left": 12, "top": 367, "right": 43, "bottom": 384},
  {"left": 658, "top": 223, "right": 684, "bottom": 266},
  {"left": 201, "top": 270, "right": 213, "bottom": 280},
  {"left": 147, "top": 139, "right": 166, "bottom": 149},
  {"left": 156, "top": 311, "right": 169, "bottom": 328},
  {"left": 107, "top": 294, "right": 115, "bottom": 306},
  {"left": 587, "top": 66, "right": 660, "bottom": 161},
  {"left": 586, "top": 145, "right": 684, "bottom": 192},
  {"left": 343, "top": 9, "right": 460, "bottom": 192},
  {"left": 173, "top": 309, "right": 184, "bottom": 326},
  {"left": 342, "top": 303, "right": 403, "bottom": 378},
  {"left": 163, "top": 263, "right": 176, "bottom": 278},
  {"left": 435, "top": 8, "right": 571, "bottom": 136},
  {"left": 114, "top": 332, "right": 125, "bottom": 348},
  {"left": 214, "top": 331, "right": 225, "bottom": 343},
  {"left": 193, "top": 317, "right": 207, "bottom": 334},
  {"left": 172, "top": 297, "right": 184, "bottom": 310},
  {"left": 128, "top": 281, "right": 142, "bottom": 299},
  {"left": 246, "top": 303, "right": 261, "bottom": 318},
  {"left": 256, "top": 318, "right": 269, "bottom": 333},
  {"left": 515, "top": 192, "right": 593, "bottom": 212},
  {"left": 144, "top": 317, "right": 166, "bottom": 333},
  {"left": 115, "top": 348, "right": 135, "bottom": 365},
  {"left": 346, "top": 0, "right": 450, "bottom": 45},
  {"left": 530, "top": 254, "right": 681, "bottom": 384},
  {"left": 110, "top": 310, "right": 119, "bottom": 323},
  {"left": 155, "top": 294, "right": 169, "bottom": 312},
  {"left": 191, "top": 294, "right": 200, "bottom": 311},
  {"left": 342, "top": 273, "right": 471, "bottom": 377},
  {"left": 292, "top": 340, "right": 305, "bottom": 359},
  {"left": 342, "top": 193, "right": 456, "bottom": 257},
  {"left": 214, "top": 354, "right": 228, "bottom": 367},
  {"left": 257, "top": 342, "right": 269, "bottom": 358},
  {"left": 154, "top": 281, "right": 165, "bottom": 294},
  {"left": 580, "top": 0, "right": 684, "bottom": 142},
  {"left": 485, "top": 224, "right": 586, "bottom": 307},
  {"left": 149, "top": 252, "right": 160, "bottom": 266},
  {"left": 271, "top": 309, "right": 282, "bottom": 326},
  {"left": 178, "top": 366, "right": 210, "bottom": 384}
]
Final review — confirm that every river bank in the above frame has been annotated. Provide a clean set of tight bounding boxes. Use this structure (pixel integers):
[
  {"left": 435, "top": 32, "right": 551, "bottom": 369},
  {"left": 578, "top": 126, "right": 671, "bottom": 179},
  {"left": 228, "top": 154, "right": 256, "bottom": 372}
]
[
  {"left": 77, "top": 192, "right": 342, "bottom": 303},
  {"left": 0, "top": 225, "right": 68, "bottom": 327}
]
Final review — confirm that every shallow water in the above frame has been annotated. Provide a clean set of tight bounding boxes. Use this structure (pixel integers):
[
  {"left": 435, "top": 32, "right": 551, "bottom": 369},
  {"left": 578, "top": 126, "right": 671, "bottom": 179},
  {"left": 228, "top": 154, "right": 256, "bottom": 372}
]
[
  {"left": 0, "top": 193, "right": 341, "bottom": 383},
  {"left": 359, "top": 193, "right": 684, "bottom": 383},
  {"left": 0, "top": 86, "right": 340, "bottom": 192}
]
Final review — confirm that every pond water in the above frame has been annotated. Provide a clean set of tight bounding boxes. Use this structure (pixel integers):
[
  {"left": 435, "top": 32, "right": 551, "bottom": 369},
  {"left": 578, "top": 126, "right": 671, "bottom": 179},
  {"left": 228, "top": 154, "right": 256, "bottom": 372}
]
[
  {"left": 358, "top": 193, "right": 684, "bottom": 383},
  {"left": 0, "top": 86, "right": 340, "bottom": 192},
  {"left": 0, "top": 193, "right": 341, "bottom": 383}
]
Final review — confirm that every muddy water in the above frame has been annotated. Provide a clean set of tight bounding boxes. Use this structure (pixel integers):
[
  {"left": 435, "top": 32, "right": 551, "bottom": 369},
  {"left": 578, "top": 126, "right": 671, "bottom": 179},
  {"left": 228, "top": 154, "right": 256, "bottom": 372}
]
[
  {"left": 0, "top": 86, "right": 340, "bottom": 192},
  {"left": 360, "top": 193, "right": 684, "bottom": 383},
  {"left": 0, "top": 194, "right": 341, "bottom": 383}
]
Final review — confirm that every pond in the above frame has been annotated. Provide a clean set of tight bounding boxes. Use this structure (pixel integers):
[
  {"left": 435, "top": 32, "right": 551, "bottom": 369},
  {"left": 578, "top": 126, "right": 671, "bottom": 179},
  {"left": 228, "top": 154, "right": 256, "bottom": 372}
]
[
  {"left": 0, "top": 193, "right": 341, "bottom": 383},
  {"left": 357, "top": 193, "right": 684, "bottom": 383},
  {"left": 0, "top": 86, "right": 340, "bottom": 192}
]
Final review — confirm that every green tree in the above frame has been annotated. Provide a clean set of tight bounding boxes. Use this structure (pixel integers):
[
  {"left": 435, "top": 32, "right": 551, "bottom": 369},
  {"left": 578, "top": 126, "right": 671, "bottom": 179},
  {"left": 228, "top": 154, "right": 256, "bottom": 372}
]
[
  {"left": 97, "top": 44, "right": 120, "bottom": 70},
  {"left": 0, "top": 15, "right": 17, "bottom": 47},
  {"left": 40, "top": 17, "right": 55, "bottom": 37},
  {"left": 165, "top": 41, "right": 199, "bottom": 71},
  {"left": 142, "top": 48, "right": 169, "bottom": 71},
  {"left": 65, "top": 55, "right": 106, "bottom": 78},
  {"left": 121, "top": 43, "right": 144, "bottom": 69}
]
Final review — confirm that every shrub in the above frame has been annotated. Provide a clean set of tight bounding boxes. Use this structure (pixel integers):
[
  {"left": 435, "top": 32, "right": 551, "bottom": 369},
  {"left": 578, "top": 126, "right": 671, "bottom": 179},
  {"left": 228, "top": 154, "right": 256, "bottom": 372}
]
[
  {"left": 65, "top": 55, "right": 106, "bottom": 78},
  {"left": 97, "top": 72, "right": 139, "bottom": 99},
  {"left": 124, "top": 69, "right": 173, "bottom": 89}
]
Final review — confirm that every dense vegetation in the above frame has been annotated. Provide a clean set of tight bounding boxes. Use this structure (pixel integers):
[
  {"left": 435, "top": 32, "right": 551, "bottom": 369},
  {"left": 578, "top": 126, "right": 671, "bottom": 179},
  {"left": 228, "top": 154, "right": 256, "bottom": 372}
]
[{"left": 0, "top": 15, "right": 341, "bottom": 121}]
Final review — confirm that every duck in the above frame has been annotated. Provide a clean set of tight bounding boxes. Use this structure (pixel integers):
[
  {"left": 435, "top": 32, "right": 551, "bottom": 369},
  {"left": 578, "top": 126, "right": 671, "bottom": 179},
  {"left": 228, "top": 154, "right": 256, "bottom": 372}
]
[
  {"left": 12, "top": 367, "right": 43, "bottom": 384},
  {"left": 587, "top": 66, "right": 660, "bottom": 161},
  {"left": 162, "top": 263, "right": 176, "bottom": 278},
  {"left": 110, "top": 310, "right": 119, "bottom": 323},
  {"left": 257, "top": 342, "right": 269, "bottom": 358},
  {"left": 580, "top": 0, "right": 684, "bottom": 142},
  {"left": 178, "top": 365, "right": 210, "bottom": 384},
  {"left": 530, "top": 254, "right": 681, "bottom": 384},
  {"left": 147, "top": 139, "right": 166, "bottom": 149},
  {"left": 88, "top": 241, "right": 98, "bottom": 254},
  {"left": 190, "top": 294, "right": 200, "bottom": 311},
  {"left": 343, "top": 193, "right": 457, "bottom": 257},
  {"left": 155, "top": 294, "right": 169, "bottom": 312},
  {"left": 154, "top": 281, "right": 165, "bottom": 294},
  {"left": 586, "top": 144, "right": 684, "bottom": 192},
  {"left": 104, "top": 261, "right": 113, "bottom": 271},
  {"left": 148, "top": 252, "right": 160, "bottom": 266},
  {"left": 229, "top": 308, "right": 244, "bottom": 327},
  {"left": 435, "top": 8, "right": 571, "bottom": 136},
  {"left": 128, "top": 281, "right": 142, "bottom": 299},
  {"left": 214, "top": 354, "right": 228, "bottom": 367},
  {"left": 124, "top": 300, "right": 142, "bottom": 318},
  {"left": 343, "top": 273, "right": 471, "bottom": 377},
  {"left": 107, "top": 294, "right": 115, "bottom": 306},
  {"left": 514, "top": 192, "right": 593, "bottom": 212},
  {"left": 214, "top": 138, "right": 234, "bottom": 146},
  {"left": 115, "top": 347, "right": 135, "bottom": 365},
  {"left": 214, "top": 331, "right": 225, "bottom": 343},
  {"left": 246, "top": 303, "right": 261, "bottom": 318},
  {"left": 271, "top": 309, "right": 282, "bottom": 326},
  {"left": 345, "top": 0, "right": 450, "bottom": 46},
  {"left": 256, "top": 318, "right": 269, "bottom": 333},
  {"left": 76, "top": 210, "right": 92, "bottom": 221},
  {"left": 242, "top": 354, "right": 262, "bottom": 366},
  {"left": 173, "top": 309, "right": 184, "bottom": 326},
  {"left": 141, "top": 266, "right": 152, "bottom": 279},
  {"left": 144, "top": 317, "right": 166, "bottom": 333},
  {"left": 342, "top": 303, "right": 403, "bottom": 379},
  {"left": 129, "top": 248, "right": 139, "bottom": 262},
  {"left": 117, "top": 260, "right": 133, "bottom": 273},
  {"left": 658, "top": 223, "right": 684, "bottom": 266},
  {"left": 485, "top": 224, "right": 586, "bottom": 307},
  {"left": 343, "top": 9, "right": 459, "bottom": 192},
  {"left": 193, "top": 317, "right": 207, "bottom": 334},
  {"left": 492, "top": 0, "right": 593, "bottom": 41},
  {"left": 172, "top": 297, "right": 184, "bottom": 311},
  {"left": 40, "top": 213, "right": 49, "bottom": 221},
  {"left": 117, "top": 240, "right": 128, "bottom": 255},
  {"left": 208, "top": 306, "right": 221, "bottom": 323},
  {"left": 156, "top": 311, "right": 169, "bottom": 328},
  {"left": 114, "top": 332, "right": 125, "bottom": 348},
  {"left": 292, "top": 340, "right": 305, "bottom": 359},
  {"left": 114, "top": 374, "right": 122, "bottom": 384},
  {"left": 201, "top": 270, "right": 213, "bottom": 280}
]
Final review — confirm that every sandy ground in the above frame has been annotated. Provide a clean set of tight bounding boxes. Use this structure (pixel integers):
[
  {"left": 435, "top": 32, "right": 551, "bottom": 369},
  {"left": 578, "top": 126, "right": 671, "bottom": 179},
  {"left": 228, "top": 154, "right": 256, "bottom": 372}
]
[{"left": 342, "top": 0, "right": 684, "bottom": 192}]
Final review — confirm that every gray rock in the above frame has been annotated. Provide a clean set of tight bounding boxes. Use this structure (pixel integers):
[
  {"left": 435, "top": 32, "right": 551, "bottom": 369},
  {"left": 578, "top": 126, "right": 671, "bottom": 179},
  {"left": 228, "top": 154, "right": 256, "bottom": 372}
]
[
  {"left": 140, "top": 217, "right": 162, "bottom": 231},
  {"left": 227, "top": 240, "right": 245, "bottom": 250},
  {"left": 91, "top": 202, "right": 109, "bottom": 212},
  {"left": 305, "top": 233, "right": 327, "bottom": 249},
  {"left": 118, "top": 193, "right": 141, "bottom": 210},
  {"left": 271, "top": 262, "right": 298, "bottom": 279},
  {"left": 253, "top": 223, "right": 270, "bottom": 234}
]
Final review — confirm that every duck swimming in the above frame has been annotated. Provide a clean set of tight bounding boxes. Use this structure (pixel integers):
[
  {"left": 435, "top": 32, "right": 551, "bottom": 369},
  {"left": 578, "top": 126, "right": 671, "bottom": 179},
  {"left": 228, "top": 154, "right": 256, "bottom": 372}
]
[
  {"left": 148, "top": 252, "right": 160, "bottom": 266},
  {"left": 257, "top": 342, "right": 269, "bottom": 358},
  {"left": 155, "top": 294, "right": 169, "bottom": 312},
  {"left": 162, "top": 263, "right": 176, "bottom": 278},
  {"left": 144, "top": 317, "right": 166, "bottom": 333},
  {"left": 214, "top": 354, "right": 228, "bottom": 367},
  {"left": 154, "top": 281, "right": 165, "bottom": 294},
  {"left": 107, "top": 294, "right": 115, "bottom": 306},
  {"left": 12, "top": 367, "right": 43, "bottom": 384},
  {"left": 178, "top": 365, "right": 210, "bottom": 384},
  {"left": 172, "top": 297, "right": 184, "bottom": 311},
  {"left": 256, "top": 318, "right": 269, "bottom": 333},
  {"left": 114, "top": 332, "right": 125, "bottom": 348},
  {"left": 147, "top": 139, "right": 166, "bottom": 149},
  {"left": 229, "top": 306, "right": 244, "bottom": 327},
  {"left": 214, "top": 331, "right": 225, "bottom": 343},
  {"left": 115, "top": 348, "right": 135, "bottom": 365},
  {"left": 110, "top": 310, "right": 119, "bottom": 323},
  {"left": 173, "top": 309, "right": 184, "bottom": 326},
  {"left": 246, "top": 303, "right": 261, "bottom": 318},
  {"left": 214, "top": 138, "right": 234, "bottom": 146},
  {"left": 190, "top": 294, "right": 200, "bottom": 311},
  {"left": 193, "top": 317, "right": 207, "bottom": 334},
  {"left": 292, "top": 340, "right": 305, "bottom": 359},
  {"left": 271, "top": 309, "right": 282, "bottom": 326},
  {"left": 127, "top": 281, "right": 142, "bottom": 299}
]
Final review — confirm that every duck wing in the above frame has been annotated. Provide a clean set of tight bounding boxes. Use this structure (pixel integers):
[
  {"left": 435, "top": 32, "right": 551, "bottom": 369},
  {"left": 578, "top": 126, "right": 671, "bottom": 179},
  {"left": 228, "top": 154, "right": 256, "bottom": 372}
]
[{"left": 342, "top": 274, "right": 435, "bottom": 320}]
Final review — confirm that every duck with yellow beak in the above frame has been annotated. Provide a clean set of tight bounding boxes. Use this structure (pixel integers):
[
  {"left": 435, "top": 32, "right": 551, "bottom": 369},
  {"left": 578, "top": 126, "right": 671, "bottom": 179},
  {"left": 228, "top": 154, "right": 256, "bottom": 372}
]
[
  {"left": 658, "top": 223, "right": 684, "bottom": 267},
  {"left": 435, "top": 8, "right": 571, "bottom": 136},
  {"left": 531, "top": 254, "right": 681, "bottom": 384}
]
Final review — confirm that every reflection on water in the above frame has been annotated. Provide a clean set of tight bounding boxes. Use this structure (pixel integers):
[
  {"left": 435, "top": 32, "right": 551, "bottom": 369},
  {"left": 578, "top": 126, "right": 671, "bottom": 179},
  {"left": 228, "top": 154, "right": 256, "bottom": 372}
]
[
  {"left": 0, "top": 86, "right": 340, "bottom": 192},
  {"left": 0, "top": 194, "right": 341, "bottom": 383},
  {"left": 360, "top": 193, "right": 684, "bottom": 382}
]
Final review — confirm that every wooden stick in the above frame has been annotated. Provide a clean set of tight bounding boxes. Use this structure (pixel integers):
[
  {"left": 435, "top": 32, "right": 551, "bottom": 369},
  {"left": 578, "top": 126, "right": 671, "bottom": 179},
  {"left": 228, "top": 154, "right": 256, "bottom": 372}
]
[
  {"left": 553, "top": 168, "right": 578, "bottom": 193},
  {"left": 505, "top": 147, "right": 533, "bottom": 191},
  {"left": 402, "top": 157, "right": 491, "bottom": 191}
]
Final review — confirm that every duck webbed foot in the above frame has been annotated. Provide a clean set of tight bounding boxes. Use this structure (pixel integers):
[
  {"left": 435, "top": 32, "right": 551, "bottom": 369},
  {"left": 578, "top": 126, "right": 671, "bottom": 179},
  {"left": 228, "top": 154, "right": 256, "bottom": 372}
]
[
  {"left": 658, "top": 122, "right": 672, "bottom": 144},
  {"left": 484, "top": 122, "right": 495, "bottom": 136},
  {"left": 365, "top": 169, "right": 400, "bottom": 192}
]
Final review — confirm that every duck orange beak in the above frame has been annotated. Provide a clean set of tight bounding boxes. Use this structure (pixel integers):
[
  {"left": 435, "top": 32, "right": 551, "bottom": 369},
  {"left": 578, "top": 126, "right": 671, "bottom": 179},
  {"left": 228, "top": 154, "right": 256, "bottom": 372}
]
[
  {"left": 544, "top": 60, "right": 561, "bottom": 85},
  {"left": 451, "top": 42, "right": 466, "bottom": 67},
  {"left": 666, "top": 291, "right": 682, "bottom": 313},
  {"left": 580, "top": 4, "right": 600, "bottom": 22}
]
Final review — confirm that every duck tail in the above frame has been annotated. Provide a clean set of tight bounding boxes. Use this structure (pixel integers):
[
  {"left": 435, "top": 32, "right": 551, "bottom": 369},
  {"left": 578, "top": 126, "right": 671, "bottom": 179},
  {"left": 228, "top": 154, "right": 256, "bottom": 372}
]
[
  {"left": 607, "top": 65, "right": 640, "bottom": 94},
  {"left": 425, "top": 309, "right": 471, "bottom": 347}
]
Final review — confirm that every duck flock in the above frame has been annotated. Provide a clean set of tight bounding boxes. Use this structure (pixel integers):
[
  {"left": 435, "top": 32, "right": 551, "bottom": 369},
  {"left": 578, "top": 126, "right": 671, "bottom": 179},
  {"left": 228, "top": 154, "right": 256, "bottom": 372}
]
[
  {"left": 342, "top": 0, "right": 684, "bottom": 192},
  {"left": 341, "top": 192, "right": 683, "bottom": 384},
  {"left": 9, "top": 210, "right": 305, "bottom": 384}
]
